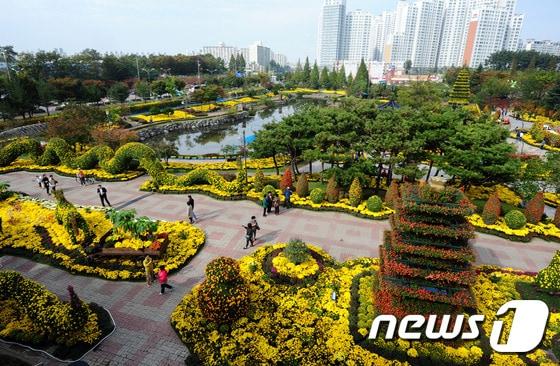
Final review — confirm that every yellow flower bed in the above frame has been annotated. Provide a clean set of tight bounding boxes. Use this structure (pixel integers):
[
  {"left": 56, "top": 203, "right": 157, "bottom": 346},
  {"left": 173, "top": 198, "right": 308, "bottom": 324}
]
[
  {"left": 0, "top": 159, "right": 141, "bottom": 181},
  {"left": 468, "top": 214, "right": 560, "bottom": 240},
  {"left": 544, "top": 192, "right": 560, "bottom": 207},
  {"left": 172, "top": 244, "right": 559, "bottom": 365},
  {"left": 190, "top": 103, "right": 219, "bottom": 113},
  {"left": 164, "top": 156, "right": 289, "bottom": 171},
  {"left": 272, "top": 252, "right": 320, "bottom": 280},
  {"left": 136, "top": 110, "right": 196, "bottom": 122},
  {"left": 220, "top": 96, "right": 259, "bottom": 107},
  {"left": 519, "top": 133, "right": 560, "bottom": 152},
  {"left": 280, "top": 88, "right": 346, "bottom": 96},
  {"left": 0, "top": 196, "right": 205, "bottom": 280},
  {"left": 247, "top": 189, "right": 394, "bottom": 219},
  {"left": 466, "top": 185, "right": 522, "bottom": 206},
  {"left": 520, "top": 113, "right": 560, "bottom": 126}
]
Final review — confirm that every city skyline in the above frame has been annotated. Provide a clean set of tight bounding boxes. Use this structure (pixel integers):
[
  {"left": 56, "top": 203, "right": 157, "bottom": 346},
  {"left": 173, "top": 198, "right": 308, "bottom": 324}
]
[{"left": 0, "top": 0, "right": 558, "bottom": 62}]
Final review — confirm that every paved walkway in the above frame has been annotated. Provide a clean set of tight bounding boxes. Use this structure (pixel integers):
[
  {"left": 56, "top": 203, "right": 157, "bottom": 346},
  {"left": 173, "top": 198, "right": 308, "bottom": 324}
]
[{"left": 1, "top": 171, "right": 559, "bottom": 365}]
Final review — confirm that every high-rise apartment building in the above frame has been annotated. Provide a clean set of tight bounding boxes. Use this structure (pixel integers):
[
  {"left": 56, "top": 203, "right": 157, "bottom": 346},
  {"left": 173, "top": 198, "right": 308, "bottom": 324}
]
[
  {"left": 201, "top": 43, "right": 239, "bottom": 63},
  {"left": 317, "top": 0, "right": 346, "bottom": 67},
  {"left": 410, "top": 0, "right": 445, "bottom": 68},
  {"left": 201, "top": 42, "right": 284, "bottom": 72},
  {"left": 249, "top": 42, "right": 271, "bottom": 71},
  {"left": 439, "top": 0, "right": 471, "bottom": 67},
  {"left": 504, "top": 13, "right": 524, "bottom": 51},
  {"left": 524, "top": 39, "right": 560, "bottom": 56},
  {"left": 272, "top": 52, "right": 288, "bottom": 67},
  {"left": 342, "top": 10, "right": 373, "bottom": 62}
]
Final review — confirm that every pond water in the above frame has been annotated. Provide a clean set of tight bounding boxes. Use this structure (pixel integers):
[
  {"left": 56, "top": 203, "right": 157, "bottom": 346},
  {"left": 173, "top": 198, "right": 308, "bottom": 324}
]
[{"left": 146, "top": 100, "right": 321, "bottom": 155}]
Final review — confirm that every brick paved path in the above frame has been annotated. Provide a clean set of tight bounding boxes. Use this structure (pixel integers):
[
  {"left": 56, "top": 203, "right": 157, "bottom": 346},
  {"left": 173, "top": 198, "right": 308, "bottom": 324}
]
[{"left": 1, "top": 171, "right": 559, "bottom": 365}]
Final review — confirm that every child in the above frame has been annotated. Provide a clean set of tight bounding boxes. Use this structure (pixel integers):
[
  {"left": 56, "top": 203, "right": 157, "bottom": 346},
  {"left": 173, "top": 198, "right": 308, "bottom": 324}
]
[
  {"left": 250, "top": 216, "right": 260, "bottom": 241},
  {"left": 158, "top": 265, "right": 173, "bottom": 295},
  {"left": 273, "top": 194, "right": 280, "bottom": 215},
  {"left": 242, "top": 223, "right": 254, "bottom": 249},
  {"left": 143, "top": 255, "right": 154, "bottom": 286}
]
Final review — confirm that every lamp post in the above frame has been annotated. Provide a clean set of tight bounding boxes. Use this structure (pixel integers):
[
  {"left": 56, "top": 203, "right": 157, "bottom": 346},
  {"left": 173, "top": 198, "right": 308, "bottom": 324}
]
[{"left": 242, "top": 121, "right": 248, "bottom": 184}]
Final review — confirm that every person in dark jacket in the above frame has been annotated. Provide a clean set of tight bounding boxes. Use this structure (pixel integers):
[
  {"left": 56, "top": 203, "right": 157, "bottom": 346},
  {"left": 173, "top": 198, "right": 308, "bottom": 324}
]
[
  {"left": 97, "top": 185, "right": 111, "bottom": 207},
  {"left": 242, "top": 223, "right": 254, "bottom": 249}
]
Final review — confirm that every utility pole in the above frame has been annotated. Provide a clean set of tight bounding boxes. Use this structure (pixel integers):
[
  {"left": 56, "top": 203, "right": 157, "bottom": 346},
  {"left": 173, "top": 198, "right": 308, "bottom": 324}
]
[
  {"left": 3, "top": 50, "right": 11, "bottom": 82},
  {"left": 197, "top": 59, "right": 201, "bottom": 85},
  {"left": 136, "top": 57, "right": 140, "bottom": 80}
]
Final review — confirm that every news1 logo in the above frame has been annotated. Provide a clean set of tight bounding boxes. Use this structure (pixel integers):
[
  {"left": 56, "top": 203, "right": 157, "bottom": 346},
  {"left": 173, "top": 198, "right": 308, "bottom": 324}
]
[{"left": 368, "top": 300, "right": 549, "bottom": 353}]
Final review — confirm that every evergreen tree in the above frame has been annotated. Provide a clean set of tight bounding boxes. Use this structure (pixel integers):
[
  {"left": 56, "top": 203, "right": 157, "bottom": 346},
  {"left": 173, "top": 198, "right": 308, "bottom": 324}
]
[
  {"left": 293, "top": 60, "right": 303, "bottom": 85},
  {"left": 310, "top": 62, "right": 320, "bottom": 89},
  {"left": 350, "top": 59, "right": 369, "bottom": 97},
  {"left": 544, "top": 79, "right": 560, "bottom": 111},
  {"left": 303, "top": 57, "right": 311, "bottom": 84},
  {"left": 329, "top": 67, "right": 339, "bottom": 89},
  {"left": 320, "top": 66, "right": 330, "bottom": 89},
  {"left": 347, "top": 73, "right": 354, "bottom": 86},
  {"left": 237, "top": 54, "right": 246, "bottom": 71},
  {"left": 448, "top": 68, "right": 471, "bottom": 105},
  {"left": 229, "top": 55, "right": 237, "bottom": 72},
  {"left": 338, "top": 65, "right": 347, "bottom": 88}
]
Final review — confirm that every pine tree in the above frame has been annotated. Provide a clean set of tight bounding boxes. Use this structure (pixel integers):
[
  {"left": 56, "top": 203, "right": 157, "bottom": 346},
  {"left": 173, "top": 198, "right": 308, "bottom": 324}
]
[
  {"left": 254, "top": 169, "right": 265, "bottom": 192},
  {"left": 350, "top": 59, "right": 369, "bottom": 97},
  {"left": 337, "top": 65, "right": 347, "bottom": 88},
  {"left": 329, "top": 67, "right": 339, "bottom": 89},
  {"left": 320, "top": 67, "right": 330, "bottom": 89},
  {"left": 303, "top": 57, "right": 311, "bottom": 85},
  {"left": 237, "top": 54, "right": 246, "bottom": 71},
  {"left": 229, "top": 55, "right": 237, "bottom": 72},
  {"left": 310, "top": 62, "right": 320, "bottom": 89},
  {"left": 448, "top": 68, "right": 471, "bottom": 105}
]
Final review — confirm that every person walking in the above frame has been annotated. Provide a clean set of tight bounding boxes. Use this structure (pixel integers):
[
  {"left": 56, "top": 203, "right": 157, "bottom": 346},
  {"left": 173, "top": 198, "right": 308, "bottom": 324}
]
[
  {"left": 48, "top": 175, "right": 58, "bottom": 192},
  {"left": 187, "top": 195, "right": 197, "bottom": 222},
  {"left": 250, "top": 216, "right": 260, "bottom": 242},
  {"left": 283, "top": 186, "right": 293, "bottom": 209},
  {"left": 157, "top": 265, "right": 173, "bottom": 295},
  {"left": 262, "top": 193, "right": 269, "bottom": 217},
  {"left": 273, "top": 194, "right": 280, "bottom": 215},
  {"left": 97, "top": 185, "right": 111, "bottom": 207},
  {"left": 266, "top": 192, "right": 273, "bottom": 214},
  {"left": 41, "top": 174, "right": 50, "bottom": 195},
  {"left": 35, "top": 175, "right": 42, "bottom": 189},
  {"left": 242, "top": 222, "right": 254, "bottom": 249},
  {"left": 143, "top": 255, "right": 154, "bottom": 286},
  {"left": 187, "top": 201, "right": 194, "bottom": 223},
  {"left": 78, "top": 169, "right": 86, "bottom": 186}
]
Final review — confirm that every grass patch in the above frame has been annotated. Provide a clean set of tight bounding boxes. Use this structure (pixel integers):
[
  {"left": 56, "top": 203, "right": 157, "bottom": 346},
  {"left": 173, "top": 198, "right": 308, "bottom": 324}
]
[{"left": 516, "top": 281, "right": 560, "bottom": 312}]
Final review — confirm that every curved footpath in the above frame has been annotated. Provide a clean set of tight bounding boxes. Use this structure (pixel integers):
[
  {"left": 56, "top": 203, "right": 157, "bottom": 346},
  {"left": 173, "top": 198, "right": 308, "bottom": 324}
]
[{"left": 0, "top": 171, "right": 558, "bottom": 366}]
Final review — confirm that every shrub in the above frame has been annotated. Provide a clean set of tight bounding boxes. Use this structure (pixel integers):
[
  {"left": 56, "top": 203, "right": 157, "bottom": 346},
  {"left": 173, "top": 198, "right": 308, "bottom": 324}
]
[
  {"left": 0, "top": 137, "right": 41, "bottom": 167},
  {"left": 101, "top": 142, "right": 158, "bottom": 174},
  {"left": 367, "top": 196, "right": 383, "bottom": 212},
  {"left": 385, "top": 181, "right": 399, "bottom": 208},
  {"left": 295, "top": 174, "right": 309, "bottom": 197},
  {"left": 197, "top": 257, "right": 250, "bottom": 324},
  {"left": 262, "top": 185, "right": 276, "bottom": 196},
  {"left": 555, "top": 208, "right": 560, "bottom": 228},
  {"left": 482, "top": 192, "right": 501, "bottom": 225},
  {"left": 254, "top": 169, "right": 265, "bottom": 192},
  {"left": 348, "top": 177, "right": 362, "bottom": 207},
  {"left": 283, "top": 239, "right": 309, "bottom": 265},
  {"left": 535, "top": 251, "right": 560, "bottom": 291},
  {"left": 325, "top": 175, "right": 339, "bottom": 203},
  {"left": 504, "top": 210, "right": 527, "bottom": 229},
  {"left": 280, "top": 168, "right": 293, "bottom": 191},
  {"left": 530, "top": 123, "right": 545, "bottom": 142},
  {"left": 524, "top": 192, "right": 545, "bottom": 224},
  {"left": 310, "top": 188, "right": 325, "bottom": 204}
]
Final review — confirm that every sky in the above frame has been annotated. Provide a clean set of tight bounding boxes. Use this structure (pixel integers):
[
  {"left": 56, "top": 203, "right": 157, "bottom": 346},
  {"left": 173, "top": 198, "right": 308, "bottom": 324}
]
[{"left": 0, "top": 0, "right": 558, "bottom": 63}]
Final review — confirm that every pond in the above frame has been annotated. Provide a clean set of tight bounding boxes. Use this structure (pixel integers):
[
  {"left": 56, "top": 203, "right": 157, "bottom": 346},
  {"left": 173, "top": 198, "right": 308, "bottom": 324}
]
[{"left": 146, "top": 100, "right": 322, "bottom": 155}]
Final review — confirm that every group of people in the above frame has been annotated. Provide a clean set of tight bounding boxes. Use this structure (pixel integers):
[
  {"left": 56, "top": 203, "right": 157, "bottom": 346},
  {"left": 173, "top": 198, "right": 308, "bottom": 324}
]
[
  {"left": 242, "top": 216, "right": 260, "bottom": 249},
  {"left": 35, "top": 174, "right": 58, "bottom": 195},
  {"left": 262, "top": 186, "right": 292, "bottom": 217},
  {"left": 142, "top": 256, "right": 173, "bottom": 295}
]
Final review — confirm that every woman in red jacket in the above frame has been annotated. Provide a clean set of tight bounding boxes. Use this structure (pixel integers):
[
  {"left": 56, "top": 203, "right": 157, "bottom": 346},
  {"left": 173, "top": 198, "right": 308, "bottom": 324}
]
[{"left": 158, "top": 265, "right": 173, "bottom": 295}]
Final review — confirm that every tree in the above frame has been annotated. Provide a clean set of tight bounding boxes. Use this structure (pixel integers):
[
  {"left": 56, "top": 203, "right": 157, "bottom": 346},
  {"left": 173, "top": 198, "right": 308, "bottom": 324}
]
[
  {"left": 148, "top": 140, "right": 179, "bottom": 164},
  {"left": 91, "top": 126, "right": 138, "bottom": 150},
  {"left": 448, "top": 68, "right": 471, "bottom": 105},
  {"left": 310, "top": 62, "right": 320, "bottom": 89},
  {"left": 325, "top": 175, "right": 339, "bottom": 203},
  {"left": 151, "top": 79, "right": 167, "bottom": 96},
  {"left": 404, "top": 60, "right": 412, "bottom": 75},
  {"left": 303, "top": 57, "right": 311, "bottom": 84},
  {"left": 135, "top": 80, "right": 151, "bottom": 99},
  {"left": 397, "top": 82, "right": 445, "bottom": 110},
  {"left": 348, "top": 177, "right": 362, "bottom": 207},
  {"left": 320, "top": 67, "right": 330, "bottom": 89},
  {"left": 337, "top": 65, "right": 347, "bottom": 88},
  {"left": 108, "top": 82, "right": 129, "bottom": 102},
  {"left": 482, "top": 192, "right": 501, "bottom": 224},
  {"left": 229, "top": 55, "right": 237, "bottom": 72},
  {"left": 236, "top": 54, "right": 246, "bottom": 71},
  {"left": 295, "top": 174, "right": 309, "bottom": 197},
  {"left": 476, "top": 76, "right": 511, "bottom": 107},
  {"left": 280, "top": 168, "right": 293, "bottom": 190},
  {"left": 349, "top": 59, "right": 369, "bottom": 97},
  {"left": 47, "top": 104, "right": 106, "bottom": 146},
  {"left": 35, "top": 79, "right": 55, "bottom": 115},
  {"left": 436, "top": 121, "right": 520, "bottom": 189},
  {"left": 514, "top": 156, "right": 546, "bottom": 201},
  {"left": 524, "top": 192, "right": 544, "bottom": 224},
  {"left": 544, "top": 78, "right": 560, "bottom": 112}
]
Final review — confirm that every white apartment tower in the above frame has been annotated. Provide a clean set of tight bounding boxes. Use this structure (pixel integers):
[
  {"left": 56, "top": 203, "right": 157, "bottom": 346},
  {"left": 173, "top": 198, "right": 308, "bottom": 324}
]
[
  {"left": 524, "top": 39, "right": 560, "bottom": 56},
  {"left": 388, "top": 0, "right": 418, "bottom": 65},
  {"left": 439, "top": 0, "right": 472, "bottom": 67},
  {"left": 201, "top": 43, "right": 239, "bottom": 64},
  {"left": 410, "top": 0, "right": 445, "bottom": 68},
  {"left": 249, "top": 42, "right": 271, "bottom": 71},
  {"left": 317, "top": 0, "right": 347, "bottom": 67},
  {"left": 342, "top": 10, "right": 373, "bottom": 62},
  {"left": 504, "top": 13, "right": 524, "bottom": 51}
]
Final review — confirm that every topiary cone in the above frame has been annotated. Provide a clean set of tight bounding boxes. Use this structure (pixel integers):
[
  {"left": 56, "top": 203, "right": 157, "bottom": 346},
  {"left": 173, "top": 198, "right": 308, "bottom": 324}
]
[
  {"left": 482, "top": 192, "right": 501, "bottom": 225},
  {"left": 326, "top": 175, "right": 339, "bottom": 203},
  {"left": 554, "top": 207, "right": 560, "bottom": 228},
  {"left": 348, "top": 177, "right": 362, "bottom": 207},
  {"left": 524, "top": 192, "right": 545, "bottom": 224},
  {"left": 295, "top": 173, "right": 309, "bottom": 197},
  {"left": 384, "top": 181, "right": 399, "bottom": 208},
  {"left": 254, "top": 168, "right": 265, "bottom": 192}
]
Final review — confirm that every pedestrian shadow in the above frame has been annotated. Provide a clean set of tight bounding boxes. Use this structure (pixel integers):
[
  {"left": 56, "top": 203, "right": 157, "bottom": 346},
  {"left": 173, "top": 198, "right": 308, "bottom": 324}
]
[
  {"left": 196, "top": 209, "right": 222, "bottom": 221},
  {"left": 255, "top": 229, "right": 282, "bottom": 244},
  {"left": 114, "top": 192, "right": 154, "bottom": 210}
]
